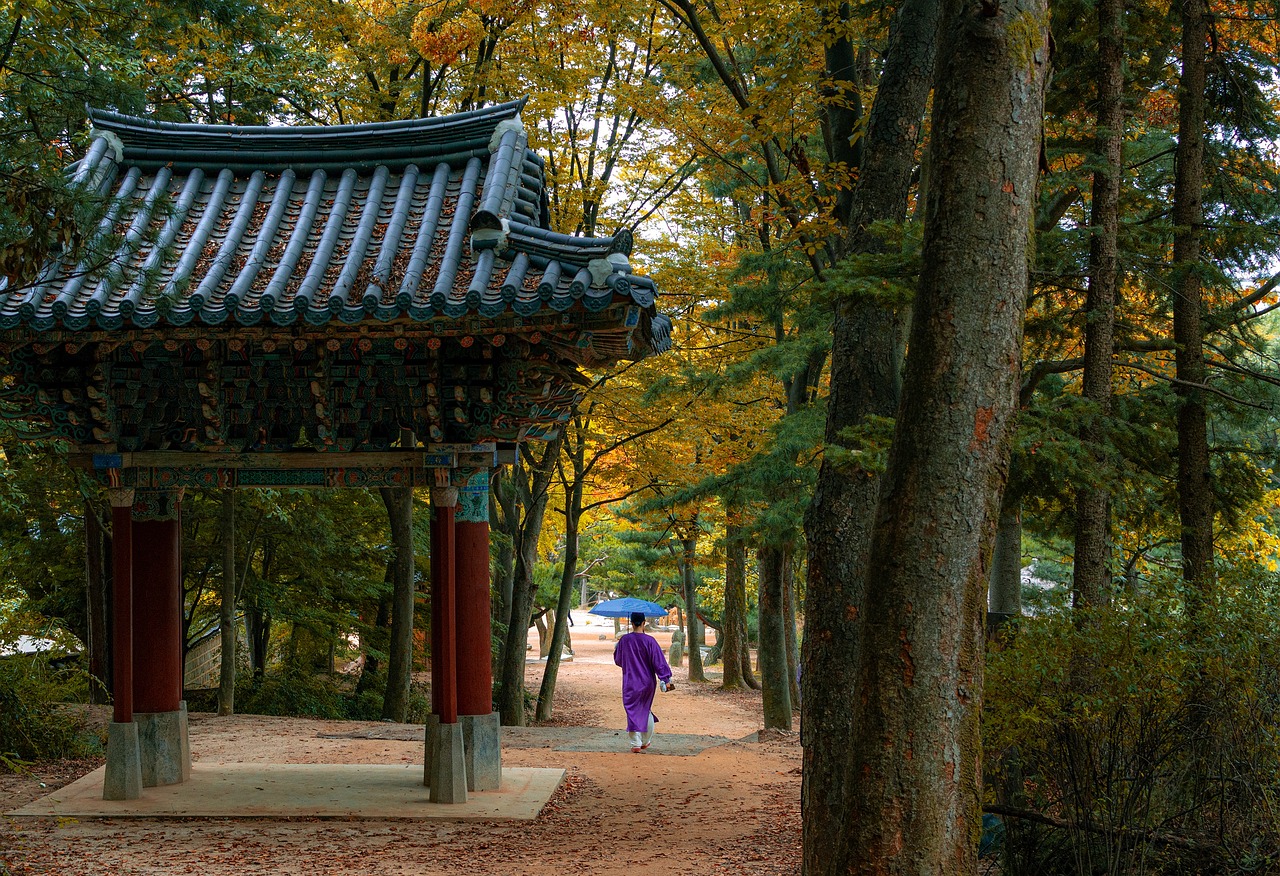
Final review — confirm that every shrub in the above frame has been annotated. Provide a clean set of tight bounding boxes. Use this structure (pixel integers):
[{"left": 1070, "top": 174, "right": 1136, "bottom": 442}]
[
  {"left": 236, "top": 671, "right": 349, "bottom": 719},
  {"left": 233, "top": 672, "right": 435, "bottom": 723},
  {"left": 984, "top": 577, "right": 1280, "bottom": 875},
  {"left": 0, "top": 655, "right": 102, "bottom": 766}
]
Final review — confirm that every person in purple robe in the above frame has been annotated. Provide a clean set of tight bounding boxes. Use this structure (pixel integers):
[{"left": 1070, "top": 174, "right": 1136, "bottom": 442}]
[{"left": 613, "top": 610, "right": 675, "bottom": 752}]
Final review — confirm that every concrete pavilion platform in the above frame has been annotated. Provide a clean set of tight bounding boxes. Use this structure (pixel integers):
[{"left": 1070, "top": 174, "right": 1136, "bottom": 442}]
[{"left": 7, "top": 764, "right": 564, "bottom": 821}]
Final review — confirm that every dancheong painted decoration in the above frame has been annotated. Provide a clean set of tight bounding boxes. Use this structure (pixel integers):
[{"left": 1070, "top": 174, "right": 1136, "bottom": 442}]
[{"left": 0, "top": 99, "right": 672, "bottom": 454}]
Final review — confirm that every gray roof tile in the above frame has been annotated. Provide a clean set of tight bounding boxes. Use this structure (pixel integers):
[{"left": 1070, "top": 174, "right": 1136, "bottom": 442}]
[{"left": 2, "top": 99, "right": 671, "bottom": 361}]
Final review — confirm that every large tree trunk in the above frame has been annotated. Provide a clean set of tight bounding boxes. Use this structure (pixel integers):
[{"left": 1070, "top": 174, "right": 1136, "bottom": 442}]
[
  {"left": 720, "top": 520, "right": 748, "bottom": 690},
  {"left": 681, "top": 532, "right": 706, "bottom": 683},
  {"left": 497, "top": 437, "right": 562, "bottom": 726},
  {"left": 801, "top": 0, "right": 942, "bottom": 870},
  {"left": 1173, "top": 0, "right": 1214, "bottom": 609},
  {"left": 380, "top": 485, "right": 415, "bottom": 722},
  {"left": 83, "top": 498, "right": 110, "bottom": 705},
  {"left": 758, "top": 544, "right": 793, "bottom": 730},
  {"left": 1073, "top": 0, "right": 1125, "bottom": 613},
  {"left": 839, "top": 6, "right": 1048, "bottom": 873},
  {"left": 218, "top": 489, "right": 236, "bottom": 715}
]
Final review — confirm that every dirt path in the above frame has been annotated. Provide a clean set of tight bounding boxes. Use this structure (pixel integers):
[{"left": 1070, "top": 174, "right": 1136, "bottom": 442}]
[{"left": 1, "top": 620, "right": 800, "bottom": 875}]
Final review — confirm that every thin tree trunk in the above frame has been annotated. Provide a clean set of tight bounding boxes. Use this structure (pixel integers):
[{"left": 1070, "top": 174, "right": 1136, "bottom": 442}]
[
  {"left": 497, "top": 437, "right": 562, "bottom": 726},
  {"left": 839, "top": 5, "right": 1049, "bottom": 872},
  {"left": 782, "top": 545, "right": 799, "bottom": 707},
  {"left": 758, "top": 545, "right": 792, "bottom": 730},
  {"left": 536, "top": 613, "right": 551, "bottom": 658},
  {"left": 84, "top": 499, "right": 110, "bottom": 705},
  {"left": 721, "top": 520, "right": 748, "bottom": 690},
  {"left": 988, "top": 498, "right": 1023, "bottom": 621},
  {"left": 681, "top": 532, "right": 705, "bottom": 682},
  {"left": 218, "top": 489, "right": 236, "bottom": 715},
  {"left": 491, "top": 467, "right": 516, "bottom": 633},
  {"left": 536, "top": 524, "right": 579, "bottom": 720},
  {"left": 537, "top": 432, "right": 585, "bottom": 721},
  {"left": 1073, "top": 0, "right": 1125, "bottom": 613},
  {"left": 357, "top": 588, "right": 391, "bottom": 694},
  {"left": 380, "top": 485, "right": 415, "bottom": 722},
  {"left": 800, "top": 0, "right": 942, "bottom": 869},
  {"left": 1173, "top": 0, "right": 1214, "bottom": 609}
]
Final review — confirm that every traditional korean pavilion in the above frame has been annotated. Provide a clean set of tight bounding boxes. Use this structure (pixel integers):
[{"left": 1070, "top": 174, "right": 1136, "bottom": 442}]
[{"left": 0, "top": 99, "right": 670, "bottom": 802}]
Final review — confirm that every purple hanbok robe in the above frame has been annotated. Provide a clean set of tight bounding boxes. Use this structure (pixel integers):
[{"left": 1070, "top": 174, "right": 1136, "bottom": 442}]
[{"left": 613, "top": 631, "right": 673, "bottom": 732}]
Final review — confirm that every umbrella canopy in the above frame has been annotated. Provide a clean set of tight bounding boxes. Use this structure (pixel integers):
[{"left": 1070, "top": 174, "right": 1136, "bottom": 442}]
[{"left": 588, "top": 597, "right": 669, "bottom": 618}]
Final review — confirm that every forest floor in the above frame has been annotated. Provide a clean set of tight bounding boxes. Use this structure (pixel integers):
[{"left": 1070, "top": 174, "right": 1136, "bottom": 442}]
[{"left": 0, "top": 618, "right": 801, "bottom": 875}]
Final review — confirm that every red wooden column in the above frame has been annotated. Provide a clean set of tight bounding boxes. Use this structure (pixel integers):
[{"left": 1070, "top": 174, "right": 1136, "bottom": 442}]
[
  {"left": 109, "top": 489, "right": 135, "bottom": 724},
  {"left": 132, "top": 491, "right": 183, "bottom": 715},
  {"left": 454, "top": 468, "right": 492, "bottom": 717},
  {"left": 430, "top": 484, "right": 458, "bottom": 723},
  {"left": 426, "top": 480, "right": 467, "bottom": 802},
  {"left": 103, "top": 486, "right": 142, "bottom": 801},
  {"left": 129, "top": 489, "right": 189, "bottom": 788},
  {"left": 454, "top": 464, "right": 501, "bottom": 792}
]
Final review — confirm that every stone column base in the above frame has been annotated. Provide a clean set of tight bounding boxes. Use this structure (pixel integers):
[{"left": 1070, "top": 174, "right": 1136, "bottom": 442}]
[
  {"left": 425, "top": 715, "right": 468, "bottom": 803},
  {"left": 135, "top": 709, "right": 189, "bottom": 787},
  {"left": 103, "top": 721, "right": 143, "bottom": 800},
  {"left": 460, "top": 712, "right": 501, "bottom": 791}
]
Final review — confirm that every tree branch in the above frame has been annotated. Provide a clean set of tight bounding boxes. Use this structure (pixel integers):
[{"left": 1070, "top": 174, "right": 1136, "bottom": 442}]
[
  {"left": 1117, "top": 361, "right": 1267, "bottom": 409},
  {"left": 982, "top": 804, "right": 1208, "bottom": 853},
  {"left": 0, "top": 13, "right": 22, "bottom": 74}
]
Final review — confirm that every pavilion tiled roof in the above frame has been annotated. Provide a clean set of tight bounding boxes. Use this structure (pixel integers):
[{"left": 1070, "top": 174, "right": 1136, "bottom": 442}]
[{"left": 0, "top": 99, "right": 670, "bottom": 360}]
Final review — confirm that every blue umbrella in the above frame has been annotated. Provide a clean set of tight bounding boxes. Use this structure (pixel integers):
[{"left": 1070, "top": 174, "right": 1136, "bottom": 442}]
[{"left": 588, "top": 597, "right": 669, "bottom": 618}]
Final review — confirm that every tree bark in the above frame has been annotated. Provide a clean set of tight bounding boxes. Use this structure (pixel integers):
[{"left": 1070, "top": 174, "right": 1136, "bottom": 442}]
[
  {"left": 839, "top": 5, "right": 1049, "bottom": 873},
  {"left": 801, "top": 0, "right": 942, "bottom": 870},
  {"left": 246, "top": 605, "right": 270, "bottom": 682},
  {"left": 681, "top": 532, "right": 706, "bottom": 682},
  {"left": 379, "top": 485, "right": 415, "bottom": 722},
  {"left": 497, "top": 437, "right": 562, "bottom": 726},
  {"left": 782, "top": 545, "right": 799, "bottom": 707},
  {"left": 758, "top": 544, "right": 793, "bottom": 730},
  {"left": 721, "top": 520, "right": 748, "bottom": 690},
  {"left": 491, "top": 467, "right": 516, "bottom": 633},
  {"left": 1073, "top": 0, "right": 1125, "bottom": 613},
  {"left": 988, "top": 499, "right": 1023, "bottom": 620},
  {"left": 83, "top": 498, "right": 110, "bottom": 705},
  {"left": 218, "top": 489, "right": 236, "bottom": 715},
  {"left": 1173, "top": 0, "right": 1214, "bottom": 609}
]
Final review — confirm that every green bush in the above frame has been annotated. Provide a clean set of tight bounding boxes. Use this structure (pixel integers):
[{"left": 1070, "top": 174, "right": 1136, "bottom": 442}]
[
  {"left": 0, "top": 655, "right": 102, "bottom": 766},
  {"left": 233, "top": 672, "right": 435, "bottom": 723},
  {"left": 236, "top": 671, "right": 350, "bottom": 719},
  {"left": 984, "top": 576, "right": 1280, "bottom": 875},
  {"left": 405, "top": 680, "right": 432, "bottom": 723}
]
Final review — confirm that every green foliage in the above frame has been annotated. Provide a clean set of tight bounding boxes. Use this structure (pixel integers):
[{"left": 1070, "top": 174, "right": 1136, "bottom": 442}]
[
  {"left": 985, "top": 571, "right": 1280, "bottom": 873},
  {"left": 814, "top": 221, "right": 922, "bottom": 310},
  {"left": 234, "top": 670, "right": 431, "bottom": 722},
  {"left": 825, "top": 414, "right": 896, "bottom": 477},
  {"left": 0, "top": 655, "right": 102, "bottom": 766}
]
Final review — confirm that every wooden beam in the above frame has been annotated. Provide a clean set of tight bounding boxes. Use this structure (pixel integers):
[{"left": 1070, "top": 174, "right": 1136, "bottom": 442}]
[{"left": 70, "top": 450, "right": 461, "bottom": 470}]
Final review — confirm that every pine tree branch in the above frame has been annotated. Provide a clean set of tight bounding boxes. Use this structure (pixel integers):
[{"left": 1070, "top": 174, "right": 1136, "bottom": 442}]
[
  {"left": 1020, "top": 358, "right": 1084, "bottom": 406},
  {"left": 1116, "top": 361, "right": 1267, "bottom": 409}
]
